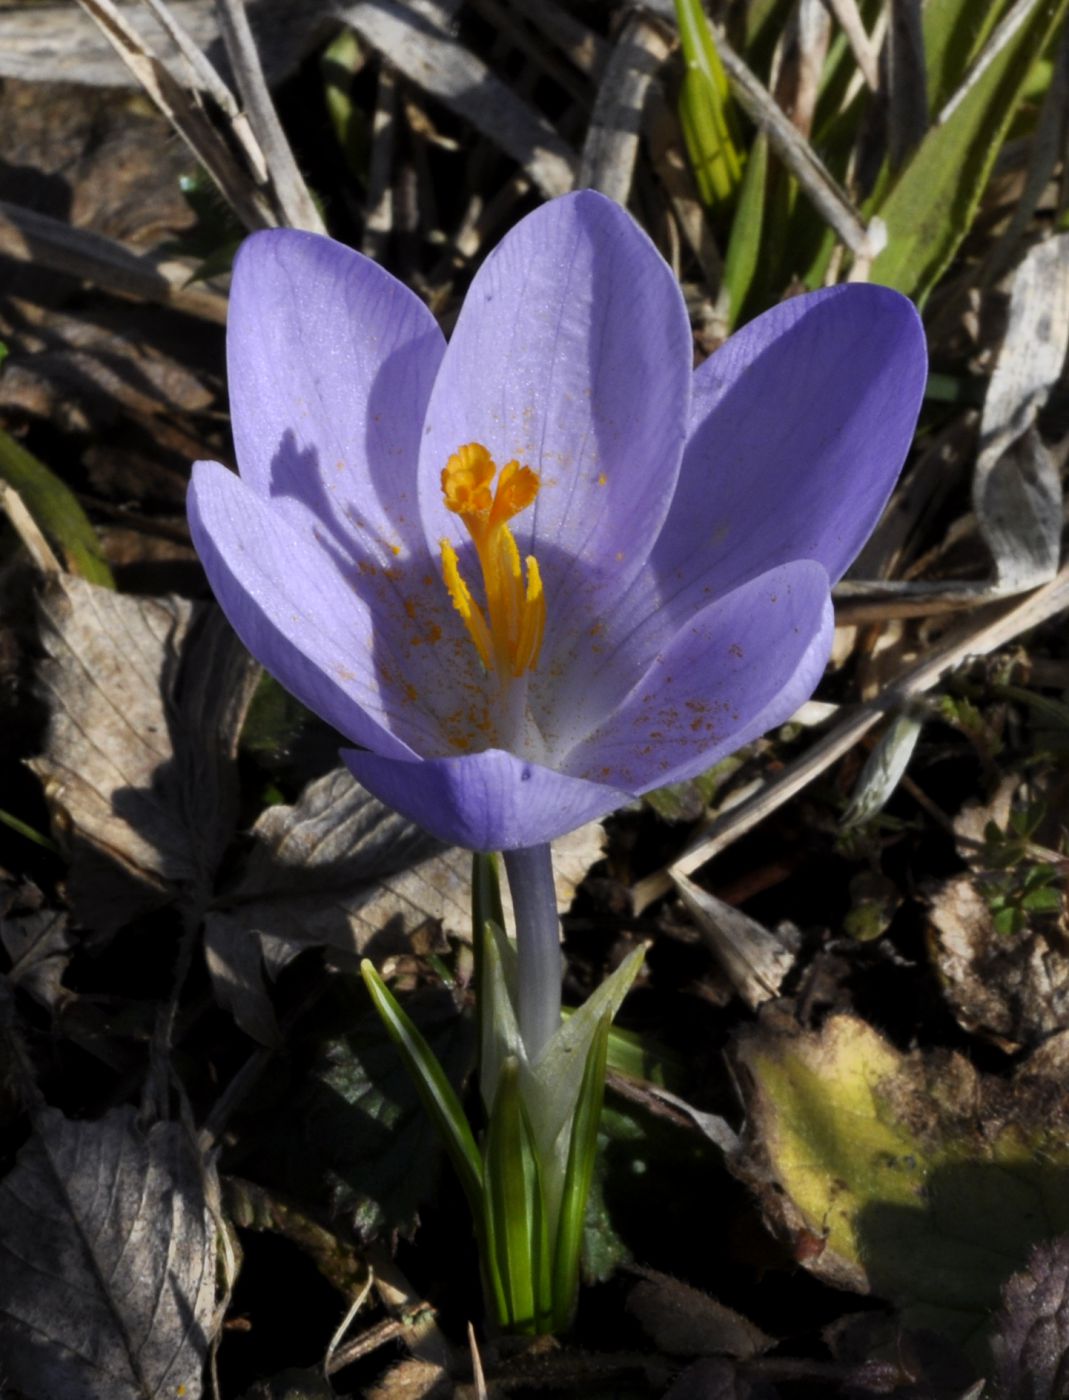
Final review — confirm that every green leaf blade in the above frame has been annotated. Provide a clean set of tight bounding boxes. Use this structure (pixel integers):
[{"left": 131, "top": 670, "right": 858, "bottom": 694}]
[
  {"left": 722, "top": 130, "right": 769, "bottom": 328},
  {"left": 674, "top": 0, "right": 745, "bottom": 210},
  {"left": 0, "top": 430, "right": 114, "bottom": 587},
  {"left": 359, "top": 960, "right": 483, "bottom": 1217},
  {"left": 870, "top": 0, "right": 1069, "bottom": 300},
  {"left": 552, "top": 1012, "right": 611, "bottom": 1332},
  {"left": 483, "top": 1057, "right": 552, "bottom": 1334}
]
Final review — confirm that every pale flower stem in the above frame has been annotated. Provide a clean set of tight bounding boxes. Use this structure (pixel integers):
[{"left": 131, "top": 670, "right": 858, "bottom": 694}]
[{"left": 504, "top": 843, "right": 562, "bottom": 1062}]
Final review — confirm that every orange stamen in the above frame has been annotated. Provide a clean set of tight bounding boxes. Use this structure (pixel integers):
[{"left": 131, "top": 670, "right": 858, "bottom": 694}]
[{"left": 439, "top": 443, "right": 546, "bottom": 677}]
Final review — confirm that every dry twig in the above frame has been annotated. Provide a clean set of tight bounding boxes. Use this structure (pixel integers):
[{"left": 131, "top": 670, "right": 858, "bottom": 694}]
[
  {"left": 579, "top": 12, "right": 673, "bottom": 203},
  {"left": 634, "top": 565, "right": 1069, "bottom": 912},
  {"left": 74, "top": 0, "right": 275, "bottom": 230},
  {"left": 336, "top": 0, "right": 578, "bottom": 197},
  {"left": 214, "top": 0, "right": 326, "bottom": 232},
  {"left": 0, "top": 201, "right": 227, "bottom": 324}
]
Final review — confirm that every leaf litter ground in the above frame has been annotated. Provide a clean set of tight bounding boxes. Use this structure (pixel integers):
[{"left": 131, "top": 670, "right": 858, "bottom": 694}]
[{"left": 2, "top": 2, "right": 1069, "bottom": 1397}]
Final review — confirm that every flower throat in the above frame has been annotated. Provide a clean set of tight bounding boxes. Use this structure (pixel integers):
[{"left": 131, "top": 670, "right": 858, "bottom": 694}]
[{"left": 440, "top": 443, "right": 545, "bottom": 678}]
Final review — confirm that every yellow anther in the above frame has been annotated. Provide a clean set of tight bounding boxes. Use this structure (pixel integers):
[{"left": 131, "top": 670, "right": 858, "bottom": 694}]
[
  {"left": 441, "top": 538, "right": 492, "bottom": 670},
  {"left": 515, "top": 555, "right": 544, "bottom": 676},
  {"left": 439, "top": 442, "right": 546, "bottom": 678}
]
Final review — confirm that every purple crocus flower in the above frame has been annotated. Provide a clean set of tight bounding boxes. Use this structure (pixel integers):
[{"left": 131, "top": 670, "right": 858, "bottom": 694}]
[{"left": 188, "top": 191, "right": 926, "bottom": 854}]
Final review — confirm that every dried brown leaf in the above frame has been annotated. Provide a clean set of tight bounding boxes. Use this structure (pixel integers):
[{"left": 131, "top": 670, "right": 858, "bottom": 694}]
[
  {"left": 207, "top": 765, "right": 602, "bottom": 1041},
  {"left": 823, "top": 0, "right": 881, "bottom": 92},
  {"left": 0, "top": 0, "right": 332, "bottom": 90},
  {"left": 336, "top": 0, "right": 578, "bottom": 198},
  {"left": 74, "top": 0, "right": 276, "bottom": 233},
  {"left": 214, "top": 0, "right": 326, "bottom": 233},
  {"left": 0, "top": 904, "right": 74, "bottom": 1010},
  {"left": 363, "top": 1357, "right": 449, "bottom": 1400},
  {"left": 990, "top": 1236, "right": 1069, "bottom": 1400},
  {"left": 29, "top": 582, "right": 257, "bottom": 933},
  {"left": 974, "top": 235, "right": 1069, "bottom": 593},
  {"left": 0, "top": 201, "right": 227, "bottom": 325},
  {"left": 627, "top": 1269, "right": 771, "bottom": 1360},
  {"left": 0, "top": 300, "right": 214, "bottom": 436},
  {"left": 0, "top": 1106, "right": 218, "bottom": 1400},
  {"left": 579, "top": 12, "right": 672, "bottom": 204},
  {"left": 502, "top": 0, "right": 606, "bottom": 78},
  {"left": 927, "top": 874, "right": 1069, "bottom": 1050},
  {"left": 770, "top": 0, "right": 832, "bottom": 140},
  {"left": 0, "top": 79, "right": 194, "bottom": 252},
  {"left": 662, "top": 1357, "right": 780, "bottom": 1400},
  {"left": 673, "top": 871, "right": 797, "bottom": 1009}
]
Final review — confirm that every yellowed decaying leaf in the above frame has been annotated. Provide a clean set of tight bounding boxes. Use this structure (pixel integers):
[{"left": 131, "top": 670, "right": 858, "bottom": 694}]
[{"left": 734, "top": 1012, "right": 1069, "bottom": 1356}]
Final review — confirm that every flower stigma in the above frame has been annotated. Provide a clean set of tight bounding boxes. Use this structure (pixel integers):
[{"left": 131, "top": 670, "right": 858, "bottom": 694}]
[{"left": 440, "top": 442, "right": 545, "bottom": 683}]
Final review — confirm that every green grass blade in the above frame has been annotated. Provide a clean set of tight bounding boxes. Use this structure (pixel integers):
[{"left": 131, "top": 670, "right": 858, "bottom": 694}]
[
  {"left": 472, "top": 852, "right": 505, "bottom": 946},
  {"left": 552, "top": 1012, "right": 611, "bottom": 1332},
  {"left": 0, "top": 808, "right": 60, "bottom": 855},
  {"left": 0, "top": 430, "right": 114, "bottom": 587},
  {"left": 870, "top": 0, "right": 1069, "bottom": 300},
  {"left": 675, "top": 0, "right": 732, "bottom": 104},
  {"left": 360, "top": 959, "right": 483, "bottom": 1216},
  {"left": 483, "top": 1057, "right": 552, "bottom": 1334},
  {"left": 721, "top": 129, "right": 769, "bottom": 327},
  {"left": 679, "top": 68, "right": 744, "bottom": 210},
  {"left": 320, "top": 29, "right": 370, "bottom": 183},
  {"left": 675, "top": 0, "right": 744, "bottom": 210},
  {"left": 923, "top": 0, "right": 1015, "bottom": 112},
  {"left": 472, "top": 852, "right": 507, "bottom": 1009},
  {"left": 477, "top": 914, "right": 523, "bottom": 1121}
]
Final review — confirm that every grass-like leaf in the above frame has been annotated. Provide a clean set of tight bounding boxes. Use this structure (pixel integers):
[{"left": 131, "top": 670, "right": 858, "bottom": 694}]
[
  {"left": 360, "top": 959, "right": 483, "bottom": 1218},
  {"left": 0, "top": 429, "right": 113, "bottom": 587},
  {"left": 472, "top": 851, "right": 508, "bottom": 1060},
  {"left": 552, "top": 1011, "right": 611, "bottom": 1331},
  {"left": 721, "top": 129, "right": 769, "bottom": 327},
  {"left": 483, "top": 1057, "right": 553, "bottom": 1334},
  {"left": 675, "top": 0, "right": 744, "bottom": 211},
  {"left": 870, "top": 0, "right": 1069, "bottom": 299}
]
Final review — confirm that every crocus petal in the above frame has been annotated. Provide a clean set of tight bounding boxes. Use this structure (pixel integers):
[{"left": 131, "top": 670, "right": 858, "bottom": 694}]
[
  {"left": 650, "top": 285, "right": 927, "bottom": 611},
  {"left": 417, "top": 190, "right": 692, "bottom": 631},
  {"left": 530, "top": 286, "right": 923, "bottom": 760},
  {"left": 189, "top": 203, "right": 924, "bottom": 860},
  {"left": 227, "top": 227, "right": 445, "bottom": 560},
  {"left": 528, "top": 559, "right": 672, "bottom": 763},
  {"left": 188, "top": 460, "right": 460, "bottom": 761},
  {"left": 343, "top": 746, "right": 632, "bottom": 852},
  {"left": 563, "top": 561, "right": 833, "bottom": 791}
]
